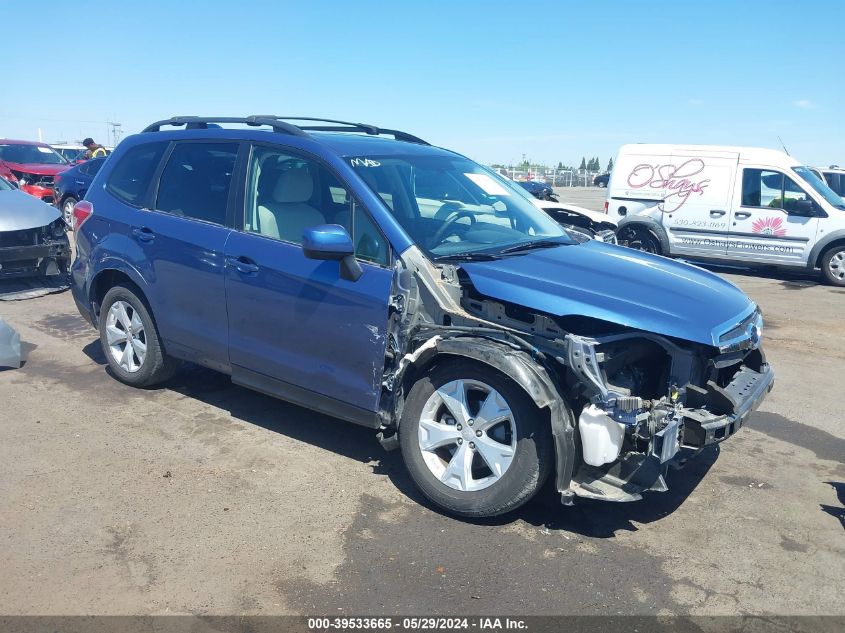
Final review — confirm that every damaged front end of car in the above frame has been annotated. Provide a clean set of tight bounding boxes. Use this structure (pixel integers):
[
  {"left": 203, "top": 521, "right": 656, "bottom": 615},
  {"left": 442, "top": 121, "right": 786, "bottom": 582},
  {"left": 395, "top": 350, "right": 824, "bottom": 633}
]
[
  {"left": 0, "top": 188, "right": 71, "bottom": 279},
  {"left": 374, "top": 246, "right": 774, "bottom": 505}
]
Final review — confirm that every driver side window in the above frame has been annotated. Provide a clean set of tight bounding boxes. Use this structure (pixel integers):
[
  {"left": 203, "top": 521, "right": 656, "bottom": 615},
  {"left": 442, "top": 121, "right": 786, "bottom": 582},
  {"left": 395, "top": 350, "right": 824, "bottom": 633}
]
[{"left": 741, "top": 168, "right": 813, "bottom": 213}]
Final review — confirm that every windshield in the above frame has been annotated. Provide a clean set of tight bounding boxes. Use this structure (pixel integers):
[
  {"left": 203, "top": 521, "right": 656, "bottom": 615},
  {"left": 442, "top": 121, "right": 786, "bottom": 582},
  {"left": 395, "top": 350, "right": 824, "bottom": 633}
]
[
  {"left": 348, "top": 153, "right": 571, "bottom": 259},
  {"left": 0, "top": 176, "right": 13, "bottom": 191},
  {"left": 793, "top": 166, "right": 845, "bottom": 209},
  {"left": 0, "top": 144, "right": 68, "bottom": 165}
]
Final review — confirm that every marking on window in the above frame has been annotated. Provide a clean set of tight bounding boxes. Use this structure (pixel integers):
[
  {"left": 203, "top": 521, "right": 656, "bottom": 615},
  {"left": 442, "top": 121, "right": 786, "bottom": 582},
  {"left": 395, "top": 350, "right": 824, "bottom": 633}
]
[
  {"left": 350, "top": 158, "right": 380, "bottom": 167},
  {"left": 464, "top": 173, "right": 510, "bottom": 196}
]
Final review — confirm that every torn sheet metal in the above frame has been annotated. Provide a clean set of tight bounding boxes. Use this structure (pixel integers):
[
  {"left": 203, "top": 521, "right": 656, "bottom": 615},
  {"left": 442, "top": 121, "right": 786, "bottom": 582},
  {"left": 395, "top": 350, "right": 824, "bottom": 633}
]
[{"left": 0, "top": 317, "right": 21, "bottom": 368}]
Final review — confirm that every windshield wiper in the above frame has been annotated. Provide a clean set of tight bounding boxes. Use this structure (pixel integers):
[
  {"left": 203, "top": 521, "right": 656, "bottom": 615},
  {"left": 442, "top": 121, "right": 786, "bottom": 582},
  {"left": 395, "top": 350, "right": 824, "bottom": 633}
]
[
  {"left": 433, "top": 251, "right": 503, "bottom": 262},
  {"left": 496, "top": 238, "right": 570, "bottom": 255}
]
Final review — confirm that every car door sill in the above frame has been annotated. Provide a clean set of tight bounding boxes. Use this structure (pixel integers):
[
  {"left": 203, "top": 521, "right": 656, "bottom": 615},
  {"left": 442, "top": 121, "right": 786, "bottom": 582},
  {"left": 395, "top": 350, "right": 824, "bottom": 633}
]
[{"left": 231, "top": 366, "right": 382, "bottom": 429}]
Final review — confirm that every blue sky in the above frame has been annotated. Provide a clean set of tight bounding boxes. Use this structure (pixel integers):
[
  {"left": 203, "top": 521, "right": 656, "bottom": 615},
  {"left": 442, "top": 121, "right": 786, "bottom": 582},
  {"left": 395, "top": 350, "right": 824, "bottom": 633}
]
[{"left": 2, "top": 0, "right": 843, "bottom": 167}]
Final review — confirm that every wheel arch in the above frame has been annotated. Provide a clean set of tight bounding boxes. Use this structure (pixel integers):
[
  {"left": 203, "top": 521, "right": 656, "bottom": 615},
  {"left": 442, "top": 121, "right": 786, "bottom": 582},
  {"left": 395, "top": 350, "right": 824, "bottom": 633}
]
[
  {"left": 810, "top": 232, "right": 845, "bottom": 269},
  {"left": 89, "top": 265, "right": 150, "bottom": 325},
  {"left": 396, "top": 336, "right": 577, "bottom": 498}
]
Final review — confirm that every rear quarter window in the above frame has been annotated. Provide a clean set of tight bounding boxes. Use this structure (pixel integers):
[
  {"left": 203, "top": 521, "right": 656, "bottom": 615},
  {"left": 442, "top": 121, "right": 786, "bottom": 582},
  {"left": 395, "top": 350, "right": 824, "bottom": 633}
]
[{"left": 106, "top": 142, "right": 168, "bottom": 206}]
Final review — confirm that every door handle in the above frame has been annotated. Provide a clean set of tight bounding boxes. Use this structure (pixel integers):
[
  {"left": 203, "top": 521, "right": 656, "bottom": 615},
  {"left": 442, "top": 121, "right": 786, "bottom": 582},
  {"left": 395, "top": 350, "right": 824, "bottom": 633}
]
[
  {"left": 226, "top": 256, "right": 259, "bottom": 274},
  {"left": 75, "top": 180, "right": 85, "bottom": 185},
  {"left": 734, "top": 211, "right": 752, "bottom": 220},
  {"left": 709, "top": 209, "right": 726, "bottom": 217},
  {"left": 131, "top": 227, "right": 155, "bottom": 242}
]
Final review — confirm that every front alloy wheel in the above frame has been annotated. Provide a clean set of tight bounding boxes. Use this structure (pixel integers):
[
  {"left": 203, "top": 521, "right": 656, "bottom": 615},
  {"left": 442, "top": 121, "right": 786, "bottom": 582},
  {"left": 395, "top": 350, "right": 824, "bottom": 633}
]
[
  {"left": 418, "top": 379, "right": 517, "bottom": 492},
  {"left": 822, "top": 246, "right": 845, "bottom": 286},
  {"left": 399, "top": 361, "right": 552, "bottom": 517}
]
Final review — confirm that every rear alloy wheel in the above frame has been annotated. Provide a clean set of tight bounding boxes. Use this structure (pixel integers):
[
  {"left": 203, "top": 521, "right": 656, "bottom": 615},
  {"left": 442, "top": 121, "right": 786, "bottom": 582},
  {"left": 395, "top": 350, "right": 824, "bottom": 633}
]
[
  {"left": 617, "top": 226, "right": 661, "bottom": 254},
  {"left": 399, "top": 361, "right": 552, "bottom": 517},
  {"left": 821, "top": 246, "right": 845, "bottom": 286},
  {"left": 98, "top": 284, "right": 178, "bottom": 387},
  {"left": 62, "top": 196, "right": 78, "bottom": 224}
]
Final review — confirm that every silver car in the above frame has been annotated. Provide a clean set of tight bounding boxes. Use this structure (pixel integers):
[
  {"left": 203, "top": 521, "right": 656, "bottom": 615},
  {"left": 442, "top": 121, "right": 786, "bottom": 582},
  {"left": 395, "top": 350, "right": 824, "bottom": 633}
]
[{"left": 0, "top": 176, "right": 71, "bottom": 278}]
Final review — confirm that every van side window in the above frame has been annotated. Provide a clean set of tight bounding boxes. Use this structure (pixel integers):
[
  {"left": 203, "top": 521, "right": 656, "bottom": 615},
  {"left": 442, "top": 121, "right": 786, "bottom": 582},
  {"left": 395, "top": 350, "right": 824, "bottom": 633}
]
[
  {"left": 245, "top": 147, "right": 352, "bottom": 244},
  {"left": 106, "top": 142, "right": 168, "bottom": 206},
  {"left": 155, "top": 143, "right": 238, "bottom": 225},
  {"left": 741, "top": 169, "right": 812, "bottom": 212}
]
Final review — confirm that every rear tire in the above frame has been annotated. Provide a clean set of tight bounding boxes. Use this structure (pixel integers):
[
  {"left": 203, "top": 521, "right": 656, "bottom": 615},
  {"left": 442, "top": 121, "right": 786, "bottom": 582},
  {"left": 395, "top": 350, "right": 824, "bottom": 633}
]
[
  {"left": 98, "top": 284, "right": 178, "bottom": 387},
  {"left": 399, "top": 360, "right": 553, "bottom": 517},
  {"left": 617, "top": 225, "right": 662, "bottom": 255},
  {"left": 820, "top": 245, "right": 845, "bottom": 286},
  {"left": 597, "top": 181, "right": 607, "bottom": 188}
]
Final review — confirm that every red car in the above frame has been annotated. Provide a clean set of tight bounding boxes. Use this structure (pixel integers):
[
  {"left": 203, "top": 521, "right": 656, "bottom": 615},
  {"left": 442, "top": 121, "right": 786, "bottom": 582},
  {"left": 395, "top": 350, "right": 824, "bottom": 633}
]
[{"left": 0, "top": 140, "right": 70, "bottom": 203}]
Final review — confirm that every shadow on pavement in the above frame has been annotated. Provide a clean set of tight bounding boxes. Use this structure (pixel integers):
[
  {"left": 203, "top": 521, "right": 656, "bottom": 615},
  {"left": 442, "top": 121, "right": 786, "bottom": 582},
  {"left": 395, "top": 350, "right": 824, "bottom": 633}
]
[{"left": 157, "top": 362, "right": 716, "bottom": 535}]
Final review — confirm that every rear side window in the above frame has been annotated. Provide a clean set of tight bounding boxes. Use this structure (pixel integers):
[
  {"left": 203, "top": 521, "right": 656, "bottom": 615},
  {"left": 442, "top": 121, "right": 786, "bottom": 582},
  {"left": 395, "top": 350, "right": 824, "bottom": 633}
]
[
  {"left": 106, "top": 142, "right": 168, "bottom": 206},
  {"left": 155, "top": 142, "right": 238, "bottom": 225}
]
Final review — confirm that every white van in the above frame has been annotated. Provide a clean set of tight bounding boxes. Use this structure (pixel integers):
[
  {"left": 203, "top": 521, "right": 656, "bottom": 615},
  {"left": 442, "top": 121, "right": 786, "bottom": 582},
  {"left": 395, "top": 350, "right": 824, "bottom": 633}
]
[{"left": 607, "top": 144, "right": 845, "bottom": 286}]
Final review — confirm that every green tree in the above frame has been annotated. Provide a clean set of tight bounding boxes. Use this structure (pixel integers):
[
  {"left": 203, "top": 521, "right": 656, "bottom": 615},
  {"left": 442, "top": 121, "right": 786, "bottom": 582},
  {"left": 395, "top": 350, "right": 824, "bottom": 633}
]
[
  {"left": 607, "top": 157, "right": 614, "bottom": 172},
  {"left": 557, "top": 161, "right": 563, "bottom": 169},
  {"left": 579, "top": 157, "right": 586, "bottom": 171}
]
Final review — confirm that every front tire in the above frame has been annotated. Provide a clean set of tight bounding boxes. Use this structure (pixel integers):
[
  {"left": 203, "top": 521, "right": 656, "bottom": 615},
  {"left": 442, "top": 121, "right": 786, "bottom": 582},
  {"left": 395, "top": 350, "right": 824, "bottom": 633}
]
[
  {"left": 98, "top": 284, "right": 178, "bottom": 387},
  {"left": 617, "top": 225, "right": 661, "bottom": 254},
  {"left": 821, "top": 245, "right": 845, "bottom": 286},
  {"left": 399, "top": 361, "right": 553, "bottom": 517}
]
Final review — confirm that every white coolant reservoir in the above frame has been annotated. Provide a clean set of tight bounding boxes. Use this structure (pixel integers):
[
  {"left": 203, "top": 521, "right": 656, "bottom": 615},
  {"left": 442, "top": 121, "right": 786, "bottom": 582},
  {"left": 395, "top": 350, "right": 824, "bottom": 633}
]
[{"left": 578, "top": 405, "right": 626, "bottom": 467}]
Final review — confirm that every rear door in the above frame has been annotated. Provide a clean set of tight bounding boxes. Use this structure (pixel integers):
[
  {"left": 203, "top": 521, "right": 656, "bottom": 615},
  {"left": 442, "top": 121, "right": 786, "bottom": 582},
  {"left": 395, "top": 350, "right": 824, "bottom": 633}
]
[
  {"left": 136, "top": 140, "right": 241, "bottom": 370},
  {"left": 224, "top": 144, "right": 394, "bottom": 421},
  {"left": 727, "top": 168, "right": 819, "bottom": 265}
]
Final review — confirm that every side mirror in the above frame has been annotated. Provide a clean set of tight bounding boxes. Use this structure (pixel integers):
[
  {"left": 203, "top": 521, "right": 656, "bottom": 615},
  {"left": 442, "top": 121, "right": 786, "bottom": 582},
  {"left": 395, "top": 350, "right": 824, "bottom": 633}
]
[
  {"left": 790, "top": 199, "right": 818, "bottom": 217},
  {"left": 302, "top": 224, "right": 362, "bottom": 282}
]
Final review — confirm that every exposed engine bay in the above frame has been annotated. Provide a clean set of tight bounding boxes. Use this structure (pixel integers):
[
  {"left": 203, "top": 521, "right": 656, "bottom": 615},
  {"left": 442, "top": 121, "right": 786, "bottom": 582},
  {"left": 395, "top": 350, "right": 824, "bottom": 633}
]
[{"left": 375, "top": 246, "right": 775, "bottom": 504}]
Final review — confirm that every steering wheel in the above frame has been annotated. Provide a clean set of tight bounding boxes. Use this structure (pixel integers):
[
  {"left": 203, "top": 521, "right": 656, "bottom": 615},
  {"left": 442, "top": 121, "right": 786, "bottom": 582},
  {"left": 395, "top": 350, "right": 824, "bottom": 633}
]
[{"left": 429, "top": 208, "right": 477, "bottom": 248}]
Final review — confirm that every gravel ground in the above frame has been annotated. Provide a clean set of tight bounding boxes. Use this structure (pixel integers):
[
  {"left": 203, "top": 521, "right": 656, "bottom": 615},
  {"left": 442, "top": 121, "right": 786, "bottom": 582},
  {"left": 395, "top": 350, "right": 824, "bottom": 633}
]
[{"left": 0, "top": 190, "right": 842, "bottom": 617}]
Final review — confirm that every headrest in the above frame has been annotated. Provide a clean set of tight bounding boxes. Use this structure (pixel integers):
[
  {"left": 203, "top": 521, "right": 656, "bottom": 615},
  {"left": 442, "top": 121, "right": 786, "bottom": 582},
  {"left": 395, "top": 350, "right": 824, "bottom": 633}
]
[{"left": 273, "top": 167, "right": 313, "bottom": 203}]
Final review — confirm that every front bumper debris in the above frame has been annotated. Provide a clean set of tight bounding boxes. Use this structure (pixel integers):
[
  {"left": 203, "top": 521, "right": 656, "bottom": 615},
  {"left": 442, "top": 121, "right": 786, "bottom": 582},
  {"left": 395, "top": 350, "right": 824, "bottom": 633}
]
[
  {"left": 0, "top": 237, "right": 70, "bottom": 278},
  {"left": 569, "top": 362, "right": 774, "bottom": 503}
]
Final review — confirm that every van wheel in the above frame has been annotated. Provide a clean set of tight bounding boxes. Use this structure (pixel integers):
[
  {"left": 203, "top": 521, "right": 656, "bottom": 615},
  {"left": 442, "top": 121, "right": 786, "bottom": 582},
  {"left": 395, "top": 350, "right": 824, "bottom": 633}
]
[
  {"left": 617, "top": 226, "right": 661, "bottom": 254},
  {"left": 98, "top": 284, "right": 179, "bottom": 387},
  {"left": 821, "top": 245, "right": 845, "bottom": 286},
  {"left": 399, "top": 361, "right": 553, "bottom": 517}
]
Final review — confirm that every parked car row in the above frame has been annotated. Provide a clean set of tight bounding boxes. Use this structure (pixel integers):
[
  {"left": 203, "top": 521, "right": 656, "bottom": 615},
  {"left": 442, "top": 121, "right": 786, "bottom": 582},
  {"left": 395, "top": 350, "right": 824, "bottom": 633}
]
[{"left": 66, "top": 115, "right": 773, "bottom": 519}]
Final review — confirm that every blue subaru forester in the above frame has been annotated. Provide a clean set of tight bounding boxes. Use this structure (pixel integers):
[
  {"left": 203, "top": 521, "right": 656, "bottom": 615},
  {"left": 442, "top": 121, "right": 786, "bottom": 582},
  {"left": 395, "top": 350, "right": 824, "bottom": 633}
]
[{"left": 71, "top": 116, "right": 774, "bottom": 517}]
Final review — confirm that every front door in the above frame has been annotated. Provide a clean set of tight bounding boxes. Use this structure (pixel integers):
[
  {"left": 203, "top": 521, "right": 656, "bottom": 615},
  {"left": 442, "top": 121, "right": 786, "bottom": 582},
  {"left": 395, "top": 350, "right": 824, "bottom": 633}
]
[
  {"left": 225, "top": 145, "right": 394, "bottom": 419},
  {"left": 727, "top": 168, "right": 819, "bottom": 265}
]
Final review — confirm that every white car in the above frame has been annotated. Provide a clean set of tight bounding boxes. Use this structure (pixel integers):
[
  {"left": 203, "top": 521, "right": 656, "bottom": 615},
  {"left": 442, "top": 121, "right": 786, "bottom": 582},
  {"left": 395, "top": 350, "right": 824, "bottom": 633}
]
[{"left": 530, "top": 199, "right": 618, "bottom": 243}]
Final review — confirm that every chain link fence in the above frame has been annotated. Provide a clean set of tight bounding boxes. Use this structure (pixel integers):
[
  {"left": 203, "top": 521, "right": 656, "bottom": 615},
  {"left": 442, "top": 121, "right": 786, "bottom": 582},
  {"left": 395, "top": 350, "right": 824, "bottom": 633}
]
[{"left": 492, "top": 167, "right": 607, "bottom": 187}]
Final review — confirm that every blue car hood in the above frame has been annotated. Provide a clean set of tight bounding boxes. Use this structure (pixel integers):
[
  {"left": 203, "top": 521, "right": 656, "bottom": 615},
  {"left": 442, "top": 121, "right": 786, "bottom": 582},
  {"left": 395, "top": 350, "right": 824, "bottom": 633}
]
[{"left": 460, "top": 241, "right": 753, "bottom": 346}]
